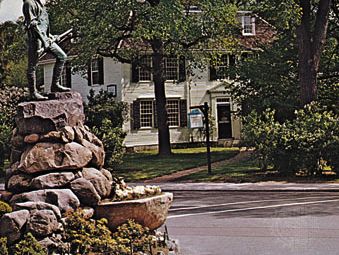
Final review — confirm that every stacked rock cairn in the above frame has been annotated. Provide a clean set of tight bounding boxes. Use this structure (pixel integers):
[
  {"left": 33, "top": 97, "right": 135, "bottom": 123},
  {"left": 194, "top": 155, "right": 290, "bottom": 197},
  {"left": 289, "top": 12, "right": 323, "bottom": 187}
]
[{"left": 0, "top": 92, "right": 114, "bottom": 252}]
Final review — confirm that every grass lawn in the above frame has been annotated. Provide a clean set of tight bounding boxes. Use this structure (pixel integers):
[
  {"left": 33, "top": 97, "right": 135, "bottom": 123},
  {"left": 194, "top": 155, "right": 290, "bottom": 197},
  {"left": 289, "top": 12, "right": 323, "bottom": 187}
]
[
  {"left": 176, "top": 157, "right": 339, "bottom": 183},
  {"left": 115, "top": 147, "right": 239, "bottom": 181}
]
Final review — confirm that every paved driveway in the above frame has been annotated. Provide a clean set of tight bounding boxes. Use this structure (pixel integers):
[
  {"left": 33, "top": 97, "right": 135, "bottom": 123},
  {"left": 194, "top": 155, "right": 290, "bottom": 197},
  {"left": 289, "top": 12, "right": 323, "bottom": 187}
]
[{"left": 164, "top": 191, "right": 339, "bottom": 255}]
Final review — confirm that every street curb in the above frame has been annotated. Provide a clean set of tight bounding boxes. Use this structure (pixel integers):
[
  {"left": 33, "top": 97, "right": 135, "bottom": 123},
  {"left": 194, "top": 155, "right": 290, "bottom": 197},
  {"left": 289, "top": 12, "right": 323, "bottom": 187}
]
[
  {"left": 130, "top": 182, "right": 339, "bottom": 192},
  {"left": 2, "top": 182, "right": 339, "bottom": 193}
]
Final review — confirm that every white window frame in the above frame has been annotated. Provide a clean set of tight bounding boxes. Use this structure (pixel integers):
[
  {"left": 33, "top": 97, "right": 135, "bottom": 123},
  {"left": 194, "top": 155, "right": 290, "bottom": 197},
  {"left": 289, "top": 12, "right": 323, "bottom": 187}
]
[
  {"left": 164, "top": 56, "right": 179, "bottom": 81},
  {"left": 215, "top": 54, "right": 236, "bottom": 80},
  {"left": 242, "top": 15, "right": 255, "bottom": 36},
  {"left": 166, "top": 99, "right": 180, "bottom": 127},
  {"left": 91, "top": 59, "right": 100, "bottom": 85},
  {"left": 138, "top": 56, "right": 152, "bottom": 82},
  {"left": 139, "top": 100, "right": 154, "bottom": 128}
]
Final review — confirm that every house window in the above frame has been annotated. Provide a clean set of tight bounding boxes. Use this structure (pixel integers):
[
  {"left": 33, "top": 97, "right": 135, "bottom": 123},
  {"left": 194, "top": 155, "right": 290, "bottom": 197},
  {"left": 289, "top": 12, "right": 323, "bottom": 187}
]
[
  {"left": 132, "top": 56, "right": 186, "bottom": 82},
  {"left": 164, "top": 57, "right": 179, "bottom": 80},
  {"left": 139, "top": 56, "right": 152, "bottom": 81},
  {"left": 132, "top": 99, "right": 187, "bottom": 129},
  {"left": 242, "top": 15, "right": 255, "bottom": 36},
  {"left": 210, "top": 54, "right": 236, "bottom": 80},
  {"left": 140, "top": 100, "right": 154, "bottom": 128},
  {"left": 167, "top": 100, "right": 180, "bottom": 126},
  {"left": 88, "top": 58, "right": 104, "bottom": 86},
  {"left": 91, "top": 59, "right": 100, "bottom": 85}
]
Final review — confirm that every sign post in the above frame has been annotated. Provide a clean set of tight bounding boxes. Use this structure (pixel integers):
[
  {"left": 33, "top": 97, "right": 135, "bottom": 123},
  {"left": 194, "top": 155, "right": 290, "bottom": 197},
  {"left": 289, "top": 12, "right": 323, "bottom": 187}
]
[{"left": 190, "top": 102, "right": 212, "bottom": 175}]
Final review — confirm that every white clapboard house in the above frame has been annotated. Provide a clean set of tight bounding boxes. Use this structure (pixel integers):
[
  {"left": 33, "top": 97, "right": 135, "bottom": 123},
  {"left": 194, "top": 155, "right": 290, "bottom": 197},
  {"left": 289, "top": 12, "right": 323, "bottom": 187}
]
[{"left": 39, "top": 11, "right": 275, "bottom": 149}]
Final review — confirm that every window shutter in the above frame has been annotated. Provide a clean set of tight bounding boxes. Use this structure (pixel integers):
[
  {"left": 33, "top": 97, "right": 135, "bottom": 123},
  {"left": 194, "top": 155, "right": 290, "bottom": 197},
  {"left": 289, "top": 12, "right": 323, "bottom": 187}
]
[
  {"left": 132, "top": 100, "right": 140, "bottom": 130},
  {"left": 178, "top": 56, "right": 186, "bottom": 82},
  {"left": 98, "top": 58, "right": 104, "bottom": 85},
  {"left": 209, "top": 62, "right": 217, "bottom": 81},
  {"left": 131, "top": 59, "right": 139, "bottom": 82},
  {"left": 179, "top": 99, "right": 187, "bottom": 127},
  {"left": 229, "top": 55, "right": 236, "bottom": 80},
  {"left": 66, "top": 62, "right": 72, "bottom": 88},
  {"left": 153, "top": 100, "right": 158, "bottom": 128},
  {"left": 87, "top": 61, "right": 92, "bottom": 86}
]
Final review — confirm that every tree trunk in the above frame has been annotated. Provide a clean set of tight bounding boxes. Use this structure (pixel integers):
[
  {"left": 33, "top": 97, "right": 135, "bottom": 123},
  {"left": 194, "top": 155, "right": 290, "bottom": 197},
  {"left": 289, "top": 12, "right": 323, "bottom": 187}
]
[
  {"left": 151, "top": 39, "right": 172, "bottom": 156},
  {"left": 296, "top": 0, "right": 331, "bottom": 106}
]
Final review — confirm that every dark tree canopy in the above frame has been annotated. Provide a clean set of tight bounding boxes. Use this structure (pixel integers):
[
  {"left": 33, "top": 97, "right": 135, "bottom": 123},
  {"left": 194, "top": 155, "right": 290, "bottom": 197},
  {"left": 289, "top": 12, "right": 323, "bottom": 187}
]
[{"left": 49, "top": 0, "right": 239, "bottom": 155}]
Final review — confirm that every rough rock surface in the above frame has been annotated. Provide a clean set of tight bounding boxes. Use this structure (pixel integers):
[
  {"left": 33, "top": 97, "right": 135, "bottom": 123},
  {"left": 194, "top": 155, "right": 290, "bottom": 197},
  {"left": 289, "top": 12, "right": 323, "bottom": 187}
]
[
  {"left": 16, "top": 91, "right": 85, "bottom": 135},
  {"left": 70, "top": 178, "right": 101, "bottom": 206},
  {"left": 82, "top": 168, "right": 112, "bottom": 198},
  {"left": 26, "top": 209, "right": 59, "bottom": 237},
  {"left": 6, "top": 173, "right": 32, "bottom": 193},
  {"left": 0, "top": 210, "right": 30, "bottom": 243},
  {"left": 10, "top": 189, "right": 80, "bottom": 213},
  {"left": 95, "top": 193, "right": 173, "bottom": 231},
  {"left": 31, "top": 172, "right": 75, "bottom": 190},
  {"left": 19, "top": 142, "right": 92, "bottom": 173},
  {"left": 13, "top": 201, "right": 62, "bottom": 220},
  {"left": 24, "top": 134, "right": 40, "bottom": 143}
]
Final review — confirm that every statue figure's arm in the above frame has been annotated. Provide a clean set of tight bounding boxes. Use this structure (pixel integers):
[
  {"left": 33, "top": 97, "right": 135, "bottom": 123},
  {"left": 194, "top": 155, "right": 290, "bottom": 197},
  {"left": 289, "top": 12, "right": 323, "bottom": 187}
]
[{"left": 23, "top": 1, "right": 51, "bottom": 49}]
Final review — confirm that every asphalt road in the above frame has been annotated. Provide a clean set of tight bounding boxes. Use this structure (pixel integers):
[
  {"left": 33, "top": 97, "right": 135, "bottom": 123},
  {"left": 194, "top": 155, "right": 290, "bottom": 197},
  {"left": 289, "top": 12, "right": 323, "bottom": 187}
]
[{"left": 163, "top": 191, "right": 339, "bottom": 255}]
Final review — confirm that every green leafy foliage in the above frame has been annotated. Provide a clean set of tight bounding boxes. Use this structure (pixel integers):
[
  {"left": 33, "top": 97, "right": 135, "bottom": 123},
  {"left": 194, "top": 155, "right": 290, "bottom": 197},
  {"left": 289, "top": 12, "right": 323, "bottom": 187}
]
[
  {"left": 85, "top": 90, "right": 128, "bottom": 167},
  {"left": 64, "top": 209, "right": 154, "bottom": 255},
  {"left": 0, "top": 86, "right": 25, "bottom": 169},
  {"left": 113, "top": 219, "right": 153, "bottom": 254},
  {"left": 243, "top": 103, "right": 339, "bottom": 175},
  {"left": 0, "top": 237, "right": 8, "bottom": 255},
  {"left": 0, "top": 21, "right": 27, "bottom": 87},
  {"left": 0, "top": 200, "right": 12, "bottom": 218},
  {"left": 12, "top": 233, "right": 47, "bottom": 255},
  {"left": 64, "top": 209, "right": 119, "bottom": 254}
]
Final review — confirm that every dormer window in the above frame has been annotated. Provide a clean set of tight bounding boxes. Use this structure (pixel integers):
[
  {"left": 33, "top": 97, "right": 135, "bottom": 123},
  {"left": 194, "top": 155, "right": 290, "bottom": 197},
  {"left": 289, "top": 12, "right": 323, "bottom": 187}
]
[{"left": 242, "top": 15, "right": 255, "bottom": 36}]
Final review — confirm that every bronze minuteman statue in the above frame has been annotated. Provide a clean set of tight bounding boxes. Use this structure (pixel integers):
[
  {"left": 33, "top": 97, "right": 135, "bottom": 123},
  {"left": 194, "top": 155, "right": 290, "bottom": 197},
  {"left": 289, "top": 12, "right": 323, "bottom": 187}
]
[{"left": 23, "top": 0, "right": 71, "bottom": 100}]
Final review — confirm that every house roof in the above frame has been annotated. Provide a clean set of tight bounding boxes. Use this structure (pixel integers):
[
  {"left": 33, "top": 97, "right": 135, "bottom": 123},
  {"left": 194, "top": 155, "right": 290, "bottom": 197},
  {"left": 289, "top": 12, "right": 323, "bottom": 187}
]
[{"left": 39, "top": 11, "right": 276, "bottom": 62}]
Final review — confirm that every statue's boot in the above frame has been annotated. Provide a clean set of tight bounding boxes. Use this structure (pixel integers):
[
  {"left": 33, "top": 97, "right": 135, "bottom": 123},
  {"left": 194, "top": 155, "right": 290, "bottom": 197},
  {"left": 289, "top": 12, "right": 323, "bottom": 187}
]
[
  {"left": 28, "top": 75, "right": 48, "bottom": 100},
  {"left": 50, "top": 60, "right": 71, "bottom": 92}
]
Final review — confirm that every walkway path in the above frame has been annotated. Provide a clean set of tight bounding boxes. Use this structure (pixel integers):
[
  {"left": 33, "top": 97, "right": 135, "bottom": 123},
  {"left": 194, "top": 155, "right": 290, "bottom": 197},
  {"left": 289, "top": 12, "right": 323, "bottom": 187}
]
[{"left": 144, "top": 150, "right": 253, "bottom": 183}]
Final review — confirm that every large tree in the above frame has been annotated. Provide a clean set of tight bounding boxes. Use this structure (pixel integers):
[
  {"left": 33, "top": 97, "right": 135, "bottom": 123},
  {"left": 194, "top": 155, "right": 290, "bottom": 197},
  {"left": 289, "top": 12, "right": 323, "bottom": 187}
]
[
  {"left": 228, "top": 0, "right": 337, "bottom": 117},
  {"left": 49, "top": 0, "right": 238, "bottom": 155},
  {"left": 297, "top": 0, "right": 332, "bottom": 105},
  {"left": 0, "top": 20, "right": 27, "bottom": 87}
]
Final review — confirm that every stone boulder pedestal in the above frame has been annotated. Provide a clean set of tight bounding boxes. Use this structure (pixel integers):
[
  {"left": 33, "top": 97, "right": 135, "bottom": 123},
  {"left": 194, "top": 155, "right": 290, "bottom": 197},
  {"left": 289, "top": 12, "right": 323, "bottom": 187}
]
[{"left": 15, "top": 92, "right": 85, "bottom": 135}]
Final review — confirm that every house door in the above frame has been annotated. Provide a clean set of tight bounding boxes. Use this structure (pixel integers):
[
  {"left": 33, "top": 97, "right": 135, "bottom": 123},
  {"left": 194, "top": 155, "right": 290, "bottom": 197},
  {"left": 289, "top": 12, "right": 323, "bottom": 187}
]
[{"left": 217, "top": 103, "right": 232, "bottom": 139}]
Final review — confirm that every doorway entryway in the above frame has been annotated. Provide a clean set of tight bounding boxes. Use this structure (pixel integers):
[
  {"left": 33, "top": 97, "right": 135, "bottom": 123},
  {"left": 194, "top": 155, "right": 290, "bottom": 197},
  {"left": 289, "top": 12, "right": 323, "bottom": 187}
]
[{"left": 217, "top": 99, "right": 232, "bottom": 139}]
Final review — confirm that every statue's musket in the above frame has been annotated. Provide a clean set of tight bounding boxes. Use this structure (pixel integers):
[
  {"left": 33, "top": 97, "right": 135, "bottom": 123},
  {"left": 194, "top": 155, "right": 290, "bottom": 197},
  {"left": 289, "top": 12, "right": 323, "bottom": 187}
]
[{"left": 38, "top": 28, "right": 73, "bottom": 59}]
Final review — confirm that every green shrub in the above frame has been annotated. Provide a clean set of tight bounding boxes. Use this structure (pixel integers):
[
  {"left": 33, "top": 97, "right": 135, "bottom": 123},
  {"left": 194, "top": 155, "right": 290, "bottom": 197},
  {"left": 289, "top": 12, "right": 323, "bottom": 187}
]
[
  {"left": 243, "top": 103, "right": 339, "bottom": 175},
  {"left": 12, "top": 233, "right": 47, "bottom": 255},
  {"left": 0, "top": 200, "right": 12, "bottom": 218},
  {"left": 0, "top": 86, "right": 25, "bottom": 169},
  {"left": 113, "top": 219, "right": 153, "bottom": 254},
  {"left": 64, "top": 209, "right": 154, "bottom": 255},
  {"left": 92, "top": 119, "right": 126, "bottom": 166},
  {"left": 85, "top": 90, "right": 128, "bottom": 167},
  {"left": 0, "top": 237, "right": 8, "bottom": 255},
  {"left": 64, "top": 209, "right": 120, "bottom": 254}
]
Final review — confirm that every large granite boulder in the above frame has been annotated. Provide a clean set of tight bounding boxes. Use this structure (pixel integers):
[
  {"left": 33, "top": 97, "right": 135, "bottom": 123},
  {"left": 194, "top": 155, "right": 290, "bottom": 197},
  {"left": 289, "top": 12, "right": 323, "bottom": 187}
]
[
  {"left": 10, "top": 189, "right": 80, "bottom": 213},
  {"left": 15, "top": 91, "right": 85, "bottom": 135},
  {"left": 82, "top": 168, "right": 112, "bottom": 198},
  {"left": 13, "top": 201, "right": 62, "bottom": 220},
  {"left": 18, "top": 142, "right": 92, "bottom": 174},
  {"left": 30, "top": 172, "right": 76, "bottom": 190},
  {"left": 70, "top": 178, "right": 101, "bottom": 207},
  {"left": 6, "top": 173, "right": 32, "bottom": 193},
  {"left": 26, "top": 209, "right": 59, "bottom": 237},
  {"left": 0, "top": 210, "right": 30, "bottom": 243}
]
